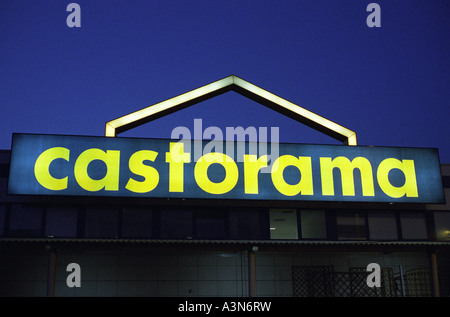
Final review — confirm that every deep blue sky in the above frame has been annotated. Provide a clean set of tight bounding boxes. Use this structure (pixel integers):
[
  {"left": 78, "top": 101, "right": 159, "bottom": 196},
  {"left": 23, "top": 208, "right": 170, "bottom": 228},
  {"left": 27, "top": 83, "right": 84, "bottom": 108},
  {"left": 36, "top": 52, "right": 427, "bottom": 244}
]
[{"left": 1, "top": 1, "right": 449, "bottom": 162}]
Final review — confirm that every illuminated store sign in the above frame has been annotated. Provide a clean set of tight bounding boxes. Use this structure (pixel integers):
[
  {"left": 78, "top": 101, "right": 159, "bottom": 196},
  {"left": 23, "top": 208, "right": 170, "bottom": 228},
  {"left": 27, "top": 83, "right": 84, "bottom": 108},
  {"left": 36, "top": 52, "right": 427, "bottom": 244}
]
[{"left": 8, "top": 133, "right": 444, "bottom": 203}]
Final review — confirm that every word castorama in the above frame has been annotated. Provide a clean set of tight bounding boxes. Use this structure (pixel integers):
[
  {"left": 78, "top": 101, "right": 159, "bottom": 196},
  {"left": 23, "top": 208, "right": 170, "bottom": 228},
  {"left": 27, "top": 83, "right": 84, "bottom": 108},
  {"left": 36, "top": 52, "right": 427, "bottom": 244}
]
[{"left": 8, "top": 134, "right": 445, "bottom": 203}]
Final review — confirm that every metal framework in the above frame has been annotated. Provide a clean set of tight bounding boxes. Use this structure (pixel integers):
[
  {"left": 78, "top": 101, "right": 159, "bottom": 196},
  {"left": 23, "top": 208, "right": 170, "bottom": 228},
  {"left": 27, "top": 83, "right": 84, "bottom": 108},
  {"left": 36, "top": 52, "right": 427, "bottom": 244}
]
[
  {"left": 291, "top": 265, "right": 430, "bottom": 297},
  {"left": 105, "top": 75, "right": 357, "bottom": 145}
]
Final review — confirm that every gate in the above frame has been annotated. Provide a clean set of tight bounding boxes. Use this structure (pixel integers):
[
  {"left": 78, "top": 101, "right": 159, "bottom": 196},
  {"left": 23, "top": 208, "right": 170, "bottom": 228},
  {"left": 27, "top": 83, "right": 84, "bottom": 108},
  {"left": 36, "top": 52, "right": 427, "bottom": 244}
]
[
  {"left": 291, "top": 266, "right": 332, "bottom": 297},
  {"left": 403, "top": 269, "right": 431, "bottom": 297},
  {"left": 292, "top": 266, "right": 432, "bottom": 297}
]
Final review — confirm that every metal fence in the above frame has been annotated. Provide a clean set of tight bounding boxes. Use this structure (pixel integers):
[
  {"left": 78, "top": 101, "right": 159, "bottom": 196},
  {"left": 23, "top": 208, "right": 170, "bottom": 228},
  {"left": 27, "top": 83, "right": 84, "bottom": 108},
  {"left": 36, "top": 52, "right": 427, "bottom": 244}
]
[{"left": 292, "top": 266, "right": 433, "bottom": 297}]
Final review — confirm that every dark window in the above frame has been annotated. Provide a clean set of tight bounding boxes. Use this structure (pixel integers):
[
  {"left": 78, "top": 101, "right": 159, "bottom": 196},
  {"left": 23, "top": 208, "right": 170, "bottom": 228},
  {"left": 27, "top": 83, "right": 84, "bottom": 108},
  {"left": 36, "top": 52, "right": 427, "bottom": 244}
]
[
  {"left": 300, "top": 210, "right": 327, "bottom": 239},
  {"left": 8, "top": 205, "right": 43, "bottom": 237},
  {"left": 121, "top": 207, "right": 152, "bottom": 238},
  {"left": 400, "top": 212, "right": 427, "bottom": 240},
  {"left": 195, "top": 208, "right": 226, "bottom": 239},
  {"left": 433, "top": 211, "right": 450, "bottom": 241},
  {"left": 45, "top": 207, "right": 78, "bottom": 237},
  {"left": 228, "top": 209, "right": 261, "bottom": 240},
  {"left": 84, "top": 207, "right": 119, "bottom": 238},
  {"left": 368, "top": 211, "right": 398, "bottom": 240},
  {"left": 336, "top": 211, "right": 367, "bottom": 240},
  {"left": 160, "top": 209, "right": 193, "bottom": 239}
]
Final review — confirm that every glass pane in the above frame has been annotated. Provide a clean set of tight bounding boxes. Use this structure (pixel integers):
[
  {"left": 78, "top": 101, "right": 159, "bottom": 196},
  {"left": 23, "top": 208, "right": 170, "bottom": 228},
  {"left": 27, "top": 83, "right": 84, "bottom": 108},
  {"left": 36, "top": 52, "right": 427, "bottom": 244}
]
[
  {"left": 121, "top": 207, "right": 152, "bottom": 238},
  {"left": 368, "top": 211, "right": 398, "bottom": 240},
  {"left": 45, "top": 207, "right": 78, "bottom": 237},
  {"left": 336, "top": 211, "right": 367, "bottom": 240},
  {"left": 269, "top": 209, "right": 298, "bottom": 239},
  {"left": 300, "top": 210, "right": 327, "bottom": 239},
  {"left": 9, "top": 205, "right": 43, "bottom": 237},
  {"left": 228, "top": 209, "right": 261, "bottom": 240},
  {"left": 85, "top": 207, "right": 119, "bottom": 238},
  {"left": 160, "top": 209, "right": 193, "bottom": 239},
  {"left": 433, "top": 212, "right": 450, "bottom": 241},
  {"left": 400, "top": 212, "right": 427, "bottom": 240},
  {"left": 195, "top": 209, "right": 226, "bottom": 239}
]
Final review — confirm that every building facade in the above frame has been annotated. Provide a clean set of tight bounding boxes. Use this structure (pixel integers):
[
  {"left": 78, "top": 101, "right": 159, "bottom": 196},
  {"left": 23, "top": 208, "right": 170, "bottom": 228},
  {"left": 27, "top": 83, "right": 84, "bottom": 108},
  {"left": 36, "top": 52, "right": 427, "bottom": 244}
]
[
  {"left": 0, "top": 152, "right": 449, "bottom": 297},
  {"left": 0, "top": 77, "right": 449, "bottom": 297}
]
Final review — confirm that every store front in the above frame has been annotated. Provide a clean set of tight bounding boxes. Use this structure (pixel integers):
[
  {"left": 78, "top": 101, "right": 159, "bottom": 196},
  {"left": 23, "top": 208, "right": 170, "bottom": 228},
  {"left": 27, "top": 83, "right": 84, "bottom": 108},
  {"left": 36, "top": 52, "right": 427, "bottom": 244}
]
[{"left": 0, "top": 76, "right": 448, "bottom": 297}]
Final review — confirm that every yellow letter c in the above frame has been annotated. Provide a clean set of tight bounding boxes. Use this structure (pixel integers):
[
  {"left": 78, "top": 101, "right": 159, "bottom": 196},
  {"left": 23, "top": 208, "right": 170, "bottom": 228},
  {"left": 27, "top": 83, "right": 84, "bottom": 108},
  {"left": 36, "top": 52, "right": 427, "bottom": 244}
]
[{"left": 34, "top": 147, "right": 70, "bottom": 191}]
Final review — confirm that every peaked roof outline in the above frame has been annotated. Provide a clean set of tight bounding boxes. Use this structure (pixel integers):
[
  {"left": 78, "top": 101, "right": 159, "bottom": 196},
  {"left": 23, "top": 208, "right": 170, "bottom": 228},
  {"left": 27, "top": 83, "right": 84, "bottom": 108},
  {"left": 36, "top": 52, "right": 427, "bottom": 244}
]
[{"left": 105, "top": 75, "right": 357, "bottom": 145}]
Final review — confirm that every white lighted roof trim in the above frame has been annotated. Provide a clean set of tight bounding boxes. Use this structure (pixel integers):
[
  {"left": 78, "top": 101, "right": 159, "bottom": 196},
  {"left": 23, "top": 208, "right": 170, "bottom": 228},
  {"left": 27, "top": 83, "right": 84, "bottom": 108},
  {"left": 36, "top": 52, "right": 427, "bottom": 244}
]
[{"left": 105, "top": 75, "right": 357, "bottom": 145}]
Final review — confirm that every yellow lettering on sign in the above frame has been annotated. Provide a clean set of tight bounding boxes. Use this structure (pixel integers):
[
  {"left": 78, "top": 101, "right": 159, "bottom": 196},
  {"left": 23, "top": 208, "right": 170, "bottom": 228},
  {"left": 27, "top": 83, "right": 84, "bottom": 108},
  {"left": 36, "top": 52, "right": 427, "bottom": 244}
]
[
  {"left": 194, "top": 153, "right": 238, "bottom": 194},
  {"left": 243, "top": 154, "right": 268, "bottom": 194},
  {"left": 271, "top": 155, "right": 313, "bottom": 196},
  {"left": 165, "top": 142, "right": 191, "bottom": 192},
  {"left": 74, "top": 148, "right": 120, "bottom": 192},
  {"left": 125, "top": 150, "right": 159, "bottom": 193},
  {"left": 34, "top": 147, "right": 70, "bottom": 191},
  {"left": 377, "top": 158, "right": 418, "bottom": 198},
  {"left": 320, "top": 157, "right": 375, "bottom": 196}
]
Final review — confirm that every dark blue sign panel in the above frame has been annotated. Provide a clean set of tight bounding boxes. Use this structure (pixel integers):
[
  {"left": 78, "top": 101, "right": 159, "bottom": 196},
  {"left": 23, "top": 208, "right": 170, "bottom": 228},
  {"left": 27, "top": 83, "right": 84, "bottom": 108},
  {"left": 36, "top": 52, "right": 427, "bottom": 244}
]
[{"left": 8, "top": 133, "right": 445, "bottom": 203}]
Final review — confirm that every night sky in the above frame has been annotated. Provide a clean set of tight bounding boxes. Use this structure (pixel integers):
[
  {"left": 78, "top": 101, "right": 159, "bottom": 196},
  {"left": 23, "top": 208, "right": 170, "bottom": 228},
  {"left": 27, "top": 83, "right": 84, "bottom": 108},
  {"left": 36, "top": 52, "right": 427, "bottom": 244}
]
[{"left": 1, "top": 1, "right": 449, "bottom": 163}]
